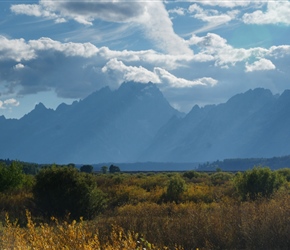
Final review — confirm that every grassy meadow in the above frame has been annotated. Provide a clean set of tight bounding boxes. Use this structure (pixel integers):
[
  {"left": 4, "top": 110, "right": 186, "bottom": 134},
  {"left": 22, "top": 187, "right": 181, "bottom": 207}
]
[{"left": 0, "top": 163, "right": 290, "bottom": 249}]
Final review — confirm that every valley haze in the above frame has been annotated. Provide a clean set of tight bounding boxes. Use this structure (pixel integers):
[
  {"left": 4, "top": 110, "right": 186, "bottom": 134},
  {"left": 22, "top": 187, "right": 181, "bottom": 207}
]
[{"left": 0, "top": 82, "right": 289, "bottom": 165}]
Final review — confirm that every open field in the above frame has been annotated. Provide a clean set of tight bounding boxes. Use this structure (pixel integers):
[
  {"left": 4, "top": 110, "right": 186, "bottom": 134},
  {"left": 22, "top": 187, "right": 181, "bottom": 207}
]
[{"left": 0, "top": 165, "right": 290, "bottom": 249}]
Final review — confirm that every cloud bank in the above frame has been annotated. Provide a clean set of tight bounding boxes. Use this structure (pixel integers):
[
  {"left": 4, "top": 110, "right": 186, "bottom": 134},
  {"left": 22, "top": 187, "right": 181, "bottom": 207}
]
[{"left": 0, "top": 33, "right": 289, "bottom": 102}]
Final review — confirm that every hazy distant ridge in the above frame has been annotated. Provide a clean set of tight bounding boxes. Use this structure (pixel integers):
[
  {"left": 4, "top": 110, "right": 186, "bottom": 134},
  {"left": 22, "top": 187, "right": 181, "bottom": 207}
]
[{"left": 0, "top": 83, "right": 289, "bottom": 164}]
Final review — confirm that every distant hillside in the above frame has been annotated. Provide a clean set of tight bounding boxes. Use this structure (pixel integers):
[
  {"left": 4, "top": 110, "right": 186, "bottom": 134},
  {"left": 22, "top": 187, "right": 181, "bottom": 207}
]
[
  {"left": 93, "top": 162, "right": 200, "bottom": 172},
  {"left": 197, "top": 155, "right": 290, "bottom": 171}
]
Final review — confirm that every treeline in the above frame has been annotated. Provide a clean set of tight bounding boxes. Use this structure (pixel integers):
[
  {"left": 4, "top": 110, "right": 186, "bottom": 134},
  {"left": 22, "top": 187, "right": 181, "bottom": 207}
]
[
  {"left": 1, "top": 162, "right": 290, "bottom": 249},
  {"left": 198, "top": 154, "right": 290, "bottom": 171}
]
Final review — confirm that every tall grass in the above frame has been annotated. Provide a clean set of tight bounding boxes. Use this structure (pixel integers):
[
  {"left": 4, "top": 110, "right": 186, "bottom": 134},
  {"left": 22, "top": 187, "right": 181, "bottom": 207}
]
[
  {"left": 1, "top": 171, "right": 290, "bottom": 249},
  {"left": 0, "top": 211, "right": 171, "bottom": 250},
  {"left": 96, "top": 192, "right": 290, "bottom": 249}
]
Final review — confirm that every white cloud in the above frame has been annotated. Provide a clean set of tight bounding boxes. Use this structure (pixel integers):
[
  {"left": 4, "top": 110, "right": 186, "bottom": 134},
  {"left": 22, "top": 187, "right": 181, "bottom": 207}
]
[
  {"left": 0, "top": 98, "right": 20, "bottom": 109},
  {"left": 192, "top": 0, "right": 252, "bottom": 8},
  {"left": 29, "top": 37, "right": 99, "bottom": 57},
  {"left": 11, "top": 4, "right": 66, "bottom": 23},
  {"left": 0, "top": 32, "right": 289, "bottom": 107},
  {"left": 154, "top": 67, "right": 217, "bottom": 88},
  {"left": 245, "top": 58, "right": 276, "bottom": 72},
  {"left": 188, "top": 33, "right": 276, "bottom": 68},
  {"left": 102, "top": 58, "right": 161, "bottom": 86},
  {"left": 101, "top": 59, "right": 218, "bottom": 89},
  {"left": 4, "top": 99, "right": 20, "bottom": 107},
  {"left": 128, "top": 1, "right": 193, "bottom": 55},
  {"left": 11, "top": 4, "right": 44, "bottom": 17},
  {"left": 269, "top": 45, "right": 290, "bottom": 58},
  {"left": 98, "top": 47, "right": 193, "bottom": 70},
  {"left": 168, "top": 7, "right": 186, "bottom": 16},
  {"left": 14, "top": 63, "right": 25, "bottom": 70},
  {"left": 243, "top": 1, "right": 290, "bottom": 25},
  {"left": 0, "top": 36, "right": 35, "bottom": 62},
  {"left": 188, "top": 4, "right": 240, "bottom": 32},
  {"left": 0, "top": 35, "right": 196, "bottom": 99},
  {"left": 189, "top": 4, "right": 237, "bottom": 22}
]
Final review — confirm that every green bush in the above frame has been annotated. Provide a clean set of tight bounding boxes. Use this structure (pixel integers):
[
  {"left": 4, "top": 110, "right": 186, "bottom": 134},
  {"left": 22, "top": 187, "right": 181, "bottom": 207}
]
[
  {"left": 183, "top": 171, "right": 202, "bottom": 179},
  {"left": 210, "top": 172, "right": 233, "bottom": 186},
  {"left": 80, "top": 165, "right": 93, "bottom": 173},
  {"left": 109, "top": 165, "right": 121, "bottom": 173},
  {"left": 33, "top": 166, "right": 107, "bottom": 220},
  {"left": 0, "top": 161, "right": 24, "bottom": 192},
  {"left": 163, "top": 175, "right": 187, "bottom": 203},
  {"left": 234, "top": 167, "right": 285, "bottom": 200},
  {"left": 276, "top": 168, "right": 290, "bottom": 182}
]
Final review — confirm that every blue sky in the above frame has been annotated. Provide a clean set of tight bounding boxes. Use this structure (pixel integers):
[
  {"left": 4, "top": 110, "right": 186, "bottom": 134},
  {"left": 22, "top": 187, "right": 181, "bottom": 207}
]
[{"left": 0, "top": 0, "right": 290, "bottom": 118}]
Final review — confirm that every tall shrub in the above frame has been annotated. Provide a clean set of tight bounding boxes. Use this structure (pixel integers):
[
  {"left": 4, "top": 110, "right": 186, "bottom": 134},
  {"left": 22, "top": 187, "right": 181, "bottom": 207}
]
[
  {"left": 163, "top": 175, "right": 187, "bottom": 203},
  {"left": 33, "top": 166, "right": 106, "bottom": 220},
  {"left": 0, "top": 161, "right": 24, "bottom": 192},
  {"left": 234, "top": 167, "right": 285, "bottom": 200}
]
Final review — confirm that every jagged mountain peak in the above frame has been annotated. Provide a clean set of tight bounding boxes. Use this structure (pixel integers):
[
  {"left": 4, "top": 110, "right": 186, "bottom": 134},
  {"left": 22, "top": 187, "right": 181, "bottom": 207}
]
[
  {"left": 117, "top": 81, "right": 162, "bottom": 96},
  {"left": 227, "top": 88, "right": 273, "bottom": 105},
  {"left": 21, "top": 102, "right": 49, "bottom": 120},
  {"left": 279, "top": 89, "right": 290, "bottom": 103},
  {"left": 35, "top": 102, "right": 47, "bottom": 110}
]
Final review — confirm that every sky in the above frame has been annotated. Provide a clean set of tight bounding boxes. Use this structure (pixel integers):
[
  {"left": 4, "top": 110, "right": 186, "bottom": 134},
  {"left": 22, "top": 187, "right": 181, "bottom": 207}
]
[{"left": 0, "top": 0, "right": 290, "bottom": 118}]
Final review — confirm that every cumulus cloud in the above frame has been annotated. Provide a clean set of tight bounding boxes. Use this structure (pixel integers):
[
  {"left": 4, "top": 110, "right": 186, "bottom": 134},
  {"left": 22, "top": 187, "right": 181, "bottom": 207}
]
[
  {"left": 29, "top": 37, "right": 99, "bottom": 57},
  {"left": 0, "top": 37, "right": 101, "bottom": 98},
  {"left": 14, "top": 63, "right": 25, "bottom": 70},
  {"left": 102, "top": 58, "right": 161, "bottom": 86},
  {"left": 0, "top": 36, "right": 197, "bottom": 100},
  {"left": 269, "top": 45, "right": 290, "bottom": 58},
  {"left": 245, "top": 58, "right": 276, "bottom": 72},
  {"left": 243, "top": 1, "right": 290, "bottom": 25},
  {"left": 11, "top": 0, "right": 192, "bottom": 55},
  {"left": 97, "top": 47, "right": 193, "bottom": 70},
  {"left": 0, "top": 99, "right": 20, "bottom": 109},
  {"left": 188, "top": 32, "right": 277, "bottom": 68},
  {"left": 0, "top": 36, "right": 36, "bottom": 62},
  {"left": 100, "top": 59, "right": 218, "bottom": 89},
  {"left": 154, "top": 67, "right": 217, "bottom": 88},
  {"left": 0, "top": 31, "right": 289, "bottom": 110},
  {"left": 10, "top": 4, "right": 66, "bottom": 23},
  {"left": 189, "top": 4, "right": 239, "bottom": 25}
]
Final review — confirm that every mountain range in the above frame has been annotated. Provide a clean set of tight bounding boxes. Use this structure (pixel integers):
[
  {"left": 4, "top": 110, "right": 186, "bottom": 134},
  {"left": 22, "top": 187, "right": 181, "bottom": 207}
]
[{"left": 0, "top": 82, "right": 289, "bottom": 164}]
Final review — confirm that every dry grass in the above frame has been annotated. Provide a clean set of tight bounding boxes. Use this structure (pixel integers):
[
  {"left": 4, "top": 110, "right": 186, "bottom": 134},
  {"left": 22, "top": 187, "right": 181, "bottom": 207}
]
[
  {"left": 95, "top": 192, "right": 290, "bottom": 249},
  {"left": 0, "top": 211, "right": 175, "bottom": 250},
  {"left": 1, "top": 172, "right": 290, "bottom": 249}
]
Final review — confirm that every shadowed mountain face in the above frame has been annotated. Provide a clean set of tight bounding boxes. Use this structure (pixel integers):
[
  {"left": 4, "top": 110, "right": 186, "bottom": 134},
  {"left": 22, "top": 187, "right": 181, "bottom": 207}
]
[{"left": 0, "top": 84, "right": 290, "bottom": 164}]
